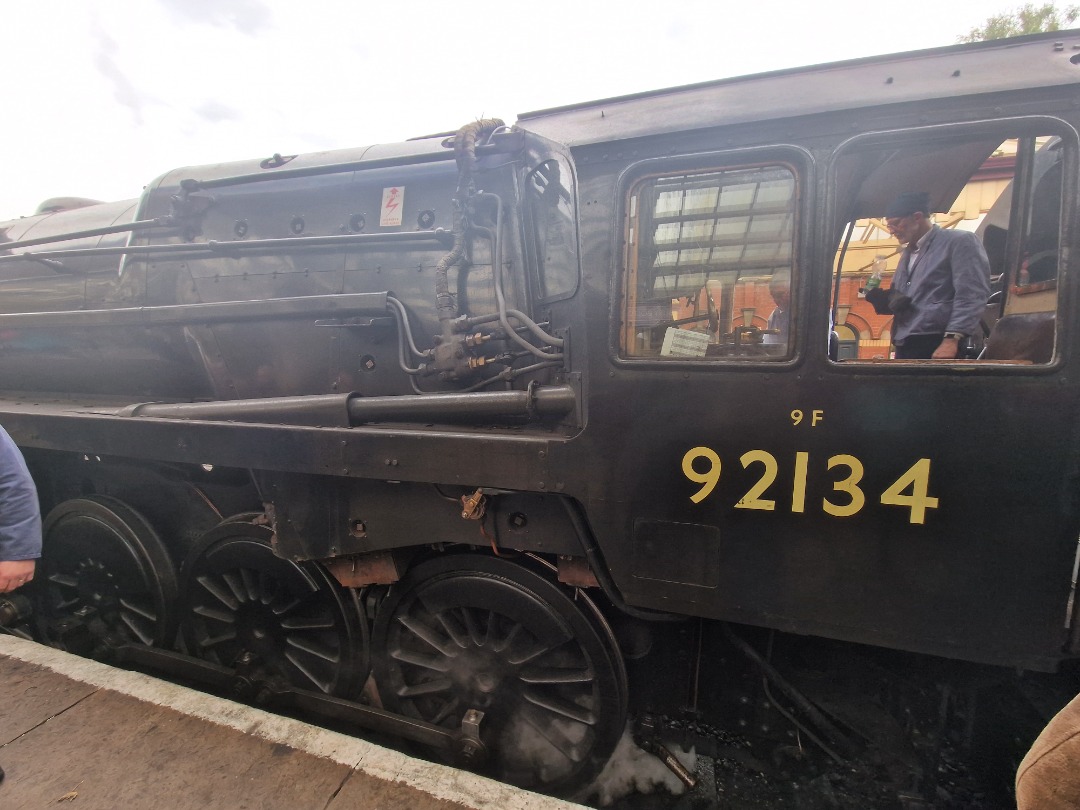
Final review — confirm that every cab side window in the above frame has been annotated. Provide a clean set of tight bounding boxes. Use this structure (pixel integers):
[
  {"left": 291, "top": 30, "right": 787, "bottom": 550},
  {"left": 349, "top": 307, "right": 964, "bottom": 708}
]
[
  {"left": 621, "top": 163, "right": 798, "bottom": 361},
  {"left": 830, "top": 129, "right": 1068, "bottom": 364},
  {"left": 525, "top": 157, "right": 579, "bottom": 301}
]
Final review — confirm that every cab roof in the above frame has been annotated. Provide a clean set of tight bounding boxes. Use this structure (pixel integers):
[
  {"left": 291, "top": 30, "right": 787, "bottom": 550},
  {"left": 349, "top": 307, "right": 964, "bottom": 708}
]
[{"left": 517, "top": 30, "right": 1080, "bottom": 148}]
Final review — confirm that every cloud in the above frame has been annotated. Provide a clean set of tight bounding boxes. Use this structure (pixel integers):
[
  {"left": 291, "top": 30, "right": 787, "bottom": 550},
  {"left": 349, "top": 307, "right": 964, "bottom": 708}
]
[
  {"left": 92, "top": 26, "right": 151, "bottom": 125},
  {"left": 194, "top": 100, "right": 241, "bottom": 124},
  {"left": 155, "top": 0, "right": 274, "bottom": 34}
]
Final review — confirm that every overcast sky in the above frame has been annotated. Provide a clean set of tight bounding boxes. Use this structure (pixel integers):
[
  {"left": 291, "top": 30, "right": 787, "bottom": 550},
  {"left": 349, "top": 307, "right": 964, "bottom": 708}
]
[{"left": 1, "top": 0, "right": 1064, "bottom": 220}]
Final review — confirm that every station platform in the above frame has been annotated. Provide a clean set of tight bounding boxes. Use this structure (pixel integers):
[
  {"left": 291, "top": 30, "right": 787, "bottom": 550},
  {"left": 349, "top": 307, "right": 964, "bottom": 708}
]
[{"left": 0, "top": 635, "right": 586, "bottom": 810}]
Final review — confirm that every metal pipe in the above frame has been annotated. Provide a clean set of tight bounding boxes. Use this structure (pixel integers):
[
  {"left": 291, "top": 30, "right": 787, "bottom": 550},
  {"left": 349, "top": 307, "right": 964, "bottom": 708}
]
[
  {"left": 116, "top": 385, "right": 576, "bottom": 426},
  {"left": 0, "top": 291, "right": 390, "bottom": 329},
  {"left": 117, "top": 394, "right": 355, "bottom": 426},
  {"left": 346, "top": 386, "right": 575, "bottom": 423},
  {"left": 559, "top": 497, "right": 685, "bottom": 622},
  {"left": 0, "top": 228, "right": 453, "bottom": 265},
  {"left": 649, "top": 742, "right": 698, "bottom": 790},
  {"left": 0, "top": 217, "right": 173, "bottom": 252}
]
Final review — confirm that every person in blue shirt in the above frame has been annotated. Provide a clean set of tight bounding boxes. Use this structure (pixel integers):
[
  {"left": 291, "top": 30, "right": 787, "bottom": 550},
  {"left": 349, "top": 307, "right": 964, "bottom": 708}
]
[
  {"left": 0, "top": 425, "right": 41, "bottom": 594},
  {"left": 880, "top": 191, "right": 991, "bottom": 359}
]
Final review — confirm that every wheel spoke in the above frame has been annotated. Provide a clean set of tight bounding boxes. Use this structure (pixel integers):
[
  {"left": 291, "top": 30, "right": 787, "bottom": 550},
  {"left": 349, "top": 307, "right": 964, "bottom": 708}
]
[
  {"left": 523, "top": 689, "right": 597, "bottom": 726},
  {"left": 520, "top": 703, "right": 588, "bottom": 764},
  {"left": 428, "top": 695, "right": 461, "bottom": 726},
  {"left": 285, "top": 635, "right": 341, "bottom": 663},
  {"left": 240, "top": 567, "right": 259, "bottom": 603},
  {"left": 397, "top": 615, "right": 457, "bottom": 657},
  {"left": 221, "top": 571, "right": 247, "bottom": 604},
  {"left": 492, "top": 620, "right": 523, "bottom": 653},
  {"left": 284, "top": 650, "right": 332, "bottom": 693},
  {"left": 120, "top": 612, "right": 155, "bottom": 646},
  {"left": 397, "top": 677, "right": 454, "bottom": 698},
  {"left": 462, "top": 606, "right": 485, "bottom": 647},
  {"left": 118, "top": 597, "right": 158, "bottom": 623},
  {"left": 391, "top": 648, "right": 451, "bottom": 673},
  {"left": 48, "top": 573, "right": 79, "bottom": 588},
  {"left": 519, "top": 665, "right": 593, "bottom": 685},
  {"left": 199, "top": 630, "right": 238, "bottom": 648},
  {"left": 435, "top": 610, "right": 469, "bottom": 650},
  {"left": 280, "top": 616, "right": 334, "bottom": 630},
  {"left": 199, "top": 575, "right": 240, "bottom": 611},
  {"left": 271, "top": 596, "right": 302, "bottom": 617},
  {"left": 193, "top": 605, "right": 235, "bottom": 623},
  {"left": 258, "top": 570, "right": 277, "bottom": 605},
  {"left": 507, "top": 639, "right": 558, "bottom": 666}
]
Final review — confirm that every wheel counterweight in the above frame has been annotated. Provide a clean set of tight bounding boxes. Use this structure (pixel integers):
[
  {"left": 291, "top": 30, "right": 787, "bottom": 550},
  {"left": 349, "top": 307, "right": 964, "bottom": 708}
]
[{"left": 372, "top": 554, "right": 627, "bottom": 796}]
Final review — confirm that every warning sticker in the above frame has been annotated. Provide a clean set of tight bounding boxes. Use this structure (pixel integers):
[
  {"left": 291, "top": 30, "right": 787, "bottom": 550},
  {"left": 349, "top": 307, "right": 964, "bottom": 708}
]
[{"left": 380, "top": 186, "right": 404, "bottom": 227}]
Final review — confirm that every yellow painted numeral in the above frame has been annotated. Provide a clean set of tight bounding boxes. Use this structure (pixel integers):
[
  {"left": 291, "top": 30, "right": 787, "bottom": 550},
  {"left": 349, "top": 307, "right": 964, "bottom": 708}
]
[
  {"left": 736, "top": 450, "right": 777, "bottom": 511},
  {"left": 682, "top": 446, "right": 722, "bottom": 503},
  {"left": 792, "top": 451, "right": 809, "bottom": 513},
  {"left": 823, "top": 454, "right": 865, "bottom": 517},
  {"left": 880, "top": 458, "right": 939, "bottom": 525}
]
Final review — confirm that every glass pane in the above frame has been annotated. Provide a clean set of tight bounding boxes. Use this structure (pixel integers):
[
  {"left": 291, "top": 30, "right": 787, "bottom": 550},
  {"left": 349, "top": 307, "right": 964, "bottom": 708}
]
[
  {"left": 622, "top": 164, "right": 797, "bottom": 360},
  {"left": 525, "top": 157, "right": 579, "bottom": 300},
  {"left": 831, "top": 135, "right": 1062, "bottom": 364}
]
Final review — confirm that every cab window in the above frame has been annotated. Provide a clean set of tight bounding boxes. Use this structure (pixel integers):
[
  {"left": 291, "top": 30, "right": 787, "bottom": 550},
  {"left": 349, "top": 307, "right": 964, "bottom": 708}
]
[
  {"left": 621, "top": 163, "right": 798, "bottom": 361},
  {"left": 525, "top": 157, "right": 579, "bottom": 301},
  {"left": 830, "top": 126, "right": 1068, "bottom": 365}
]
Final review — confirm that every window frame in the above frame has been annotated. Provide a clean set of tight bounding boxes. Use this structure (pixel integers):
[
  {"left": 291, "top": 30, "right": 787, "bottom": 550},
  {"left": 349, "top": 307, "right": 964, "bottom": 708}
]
[
  {"left": 611, "top": 146, "right": 812, "bottom": 369},
  {"left": 522, "top": 154, "right": 582, "bottom": 306},
  {"left": 825, "top": 116, "right": 1078, "bottom": 372}
]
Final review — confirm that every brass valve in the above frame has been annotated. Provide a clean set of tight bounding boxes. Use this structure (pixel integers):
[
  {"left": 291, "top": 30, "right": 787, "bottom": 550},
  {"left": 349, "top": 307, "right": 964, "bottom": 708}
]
[
  {"left": 464, "top": 332, "right": 491, "bottom": 348},
  {"left": 460, "top": 488, "right": 487, "bottom": 520}
]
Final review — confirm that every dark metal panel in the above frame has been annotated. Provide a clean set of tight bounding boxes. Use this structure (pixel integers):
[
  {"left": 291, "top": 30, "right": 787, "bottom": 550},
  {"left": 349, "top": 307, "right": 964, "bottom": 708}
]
[{"left": 0, "top": 398, "right": 556, "bottom": 492}]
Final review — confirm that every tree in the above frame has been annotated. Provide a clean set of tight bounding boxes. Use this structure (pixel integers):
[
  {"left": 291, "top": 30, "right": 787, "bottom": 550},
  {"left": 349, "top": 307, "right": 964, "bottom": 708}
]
[{"left": 959, "top": 2, "right": 1080, "bottom": 42}]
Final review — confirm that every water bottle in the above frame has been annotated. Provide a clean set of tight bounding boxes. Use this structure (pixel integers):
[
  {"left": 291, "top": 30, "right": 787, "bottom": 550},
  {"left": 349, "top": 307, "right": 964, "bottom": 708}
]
[{"left": 860, "top": 255, "right": 886, "bottom": 297}]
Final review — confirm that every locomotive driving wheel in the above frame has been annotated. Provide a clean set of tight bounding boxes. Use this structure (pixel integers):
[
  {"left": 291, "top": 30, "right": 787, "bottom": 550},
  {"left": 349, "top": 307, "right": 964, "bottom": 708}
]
[
  {"left": 178, "top": 519, "right": 368, "bottom": 698},
  {"left": 372, "top": 554, "right": 627, "bottom": 796},
  {"left": 36, "top": 496, "right": 178, "bottom": 650}
]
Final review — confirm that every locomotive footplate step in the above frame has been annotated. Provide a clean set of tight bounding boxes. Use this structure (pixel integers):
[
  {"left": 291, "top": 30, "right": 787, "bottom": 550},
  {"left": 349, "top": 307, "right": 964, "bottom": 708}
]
[{"left": 0, "top": 636, "right": 585, "bottom": 810}]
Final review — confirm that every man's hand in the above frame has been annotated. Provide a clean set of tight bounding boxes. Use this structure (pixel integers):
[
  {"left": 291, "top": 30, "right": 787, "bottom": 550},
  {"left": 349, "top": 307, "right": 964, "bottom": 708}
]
[
  {"left": 932, "top": 336, "right": 961, "bottom": 360},
  {"left": 0, "top": 559, "right": 35, "bottom": 593}
]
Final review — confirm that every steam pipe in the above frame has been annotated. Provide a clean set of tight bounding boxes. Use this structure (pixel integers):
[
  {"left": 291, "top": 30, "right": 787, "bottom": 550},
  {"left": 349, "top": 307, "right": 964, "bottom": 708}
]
[
  {"left": 559, "top": 497, "right": 684, "bottom": 623},
  {"left": 0, "top": 229, "right": 453, "bottom": 265},
  {"left": 116, "top": 385, "right": 576, "bottom": 426},
  {"left": 346, "top": 386, "right": 574, "bottom": 422},
  {"left": 435, "top": 119, "right": 505, "bottom": 324},
  {"left": 0, "top": 217, "right": 174, "bottom": 252}
]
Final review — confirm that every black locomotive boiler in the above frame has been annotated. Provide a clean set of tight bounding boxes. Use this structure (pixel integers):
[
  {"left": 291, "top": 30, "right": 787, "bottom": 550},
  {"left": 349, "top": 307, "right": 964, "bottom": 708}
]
[{"left": 2, "top": 30, "right": 1080, "bottom": 802}]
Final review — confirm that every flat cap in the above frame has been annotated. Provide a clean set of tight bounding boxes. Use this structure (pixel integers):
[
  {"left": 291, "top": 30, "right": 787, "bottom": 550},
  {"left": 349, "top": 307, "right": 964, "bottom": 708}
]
[{"left": 885, "top": 191, "right": 931, "bottom": 218}]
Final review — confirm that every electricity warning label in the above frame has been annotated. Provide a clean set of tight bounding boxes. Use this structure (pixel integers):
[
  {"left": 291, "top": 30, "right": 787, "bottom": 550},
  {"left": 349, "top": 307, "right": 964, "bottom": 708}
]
[{"left": 380, "top": 186, "right": 404, "bottom": 227}]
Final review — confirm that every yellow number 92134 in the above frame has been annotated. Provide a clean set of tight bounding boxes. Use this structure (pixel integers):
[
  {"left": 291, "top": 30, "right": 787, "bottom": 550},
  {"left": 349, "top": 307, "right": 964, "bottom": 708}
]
[{"left": 681, "top": 447, "right": 938, "bottom": 525}]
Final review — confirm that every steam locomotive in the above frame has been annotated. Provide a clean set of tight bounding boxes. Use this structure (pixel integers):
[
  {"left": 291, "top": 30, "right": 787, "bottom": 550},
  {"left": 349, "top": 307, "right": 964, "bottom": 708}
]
[{"left": 1, "top": 29, "right": 1079, "bottom": 801}]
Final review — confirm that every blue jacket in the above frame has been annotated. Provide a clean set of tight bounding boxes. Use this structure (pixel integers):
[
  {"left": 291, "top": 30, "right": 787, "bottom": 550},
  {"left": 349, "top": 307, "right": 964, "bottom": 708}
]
[
  {"left": 890, "top": 225, "right": 991, "bottom": 343},
  {"left": 0, "top": 426, "right": 41, "bottom": 561}
]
